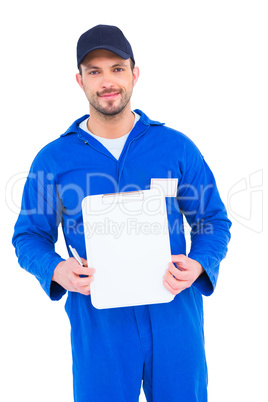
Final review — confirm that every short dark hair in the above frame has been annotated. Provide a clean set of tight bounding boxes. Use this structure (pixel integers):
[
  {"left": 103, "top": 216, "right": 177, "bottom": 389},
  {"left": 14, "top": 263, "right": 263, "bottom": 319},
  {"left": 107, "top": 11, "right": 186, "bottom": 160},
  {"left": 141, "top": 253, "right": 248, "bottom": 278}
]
[{"left": 78, "top": 58, "right": 135, "bottom": 76}]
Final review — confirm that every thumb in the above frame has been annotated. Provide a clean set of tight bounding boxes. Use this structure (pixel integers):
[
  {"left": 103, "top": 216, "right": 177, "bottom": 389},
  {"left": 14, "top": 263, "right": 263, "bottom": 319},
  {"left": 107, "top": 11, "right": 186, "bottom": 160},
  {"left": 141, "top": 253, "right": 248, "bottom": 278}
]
[
  {"left": 171, "top": 254, "right": 186, "bottom": 264},
  {"left": 81, "top": 257, "right": 88, "bottom": 267}
]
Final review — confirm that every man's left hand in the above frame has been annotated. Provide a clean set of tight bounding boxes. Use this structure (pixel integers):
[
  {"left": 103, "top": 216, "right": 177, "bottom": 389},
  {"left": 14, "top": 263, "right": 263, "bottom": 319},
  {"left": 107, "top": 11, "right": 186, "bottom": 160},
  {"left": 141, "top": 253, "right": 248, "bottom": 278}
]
[{"left": 163, "top": 255, "right": 204, "bottom": 296}]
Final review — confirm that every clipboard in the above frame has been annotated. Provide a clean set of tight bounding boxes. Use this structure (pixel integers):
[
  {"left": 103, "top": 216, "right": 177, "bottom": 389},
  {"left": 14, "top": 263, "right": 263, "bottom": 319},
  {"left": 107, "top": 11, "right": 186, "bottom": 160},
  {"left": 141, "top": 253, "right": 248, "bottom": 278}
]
[{"left": 82, "top": 188, "right": 174, "bottom": 309}]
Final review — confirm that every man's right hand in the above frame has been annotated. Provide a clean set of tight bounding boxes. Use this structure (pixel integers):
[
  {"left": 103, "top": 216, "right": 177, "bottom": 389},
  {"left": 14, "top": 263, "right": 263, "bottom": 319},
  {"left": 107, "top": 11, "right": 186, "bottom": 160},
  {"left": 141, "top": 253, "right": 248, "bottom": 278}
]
[{"left": 52, "top": 258, "right": 95, "bottom": 296}]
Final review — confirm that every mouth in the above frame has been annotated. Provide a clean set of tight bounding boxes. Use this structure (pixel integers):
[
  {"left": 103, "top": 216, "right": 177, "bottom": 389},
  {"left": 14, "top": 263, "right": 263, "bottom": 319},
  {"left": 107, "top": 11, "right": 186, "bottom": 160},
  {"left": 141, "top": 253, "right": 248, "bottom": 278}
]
[
  {"left": 98, "top": 90, "right": 121, "bottom": 100},
  {"left": 99, "top": 93, "right": 119, "bottom": 100}
]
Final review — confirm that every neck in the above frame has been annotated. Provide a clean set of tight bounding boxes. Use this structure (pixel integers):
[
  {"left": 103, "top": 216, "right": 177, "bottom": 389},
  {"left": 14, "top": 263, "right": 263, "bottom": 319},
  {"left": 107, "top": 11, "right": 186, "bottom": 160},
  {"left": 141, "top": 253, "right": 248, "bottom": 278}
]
[{"left": 87, "top": 105, "right": 135, "bottom": 139}]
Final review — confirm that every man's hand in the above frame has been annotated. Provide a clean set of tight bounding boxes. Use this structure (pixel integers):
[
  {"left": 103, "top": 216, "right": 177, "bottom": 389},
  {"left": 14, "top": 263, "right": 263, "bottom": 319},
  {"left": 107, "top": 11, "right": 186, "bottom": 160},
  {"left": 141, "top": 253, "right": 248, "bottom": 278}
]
[
  {"left": 163, "top": 255, "right": 204, "bottom": 296},
  {"left": 52, "top": 258, "right": 95, "bottom": 296}
]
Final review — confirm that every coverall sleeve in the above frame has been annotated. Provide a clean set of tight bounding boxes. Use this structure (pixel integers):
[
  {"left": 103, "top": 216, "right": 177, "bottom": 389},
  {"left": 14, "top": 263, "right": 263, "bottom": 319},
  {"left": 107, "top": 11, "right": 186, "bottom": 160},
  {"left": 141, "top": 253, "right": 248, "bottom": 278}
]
[
  {"left": 177, "top": 141, "right": 232, "bottom": 296},
  {"left": 12, "top": 161, "right": 66, "bottom": 301}
]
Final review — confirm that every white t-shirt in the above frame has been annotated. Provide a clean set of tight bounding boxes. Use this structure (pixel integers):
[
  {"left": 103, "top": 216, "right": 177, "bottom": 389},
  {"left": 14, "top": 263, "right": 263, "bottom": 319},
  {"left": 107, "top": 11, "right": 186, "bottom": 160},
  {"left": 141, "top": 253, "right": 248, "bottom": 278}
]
[{"left": 79, "top": 112, "right": 140, "bottom": 160}]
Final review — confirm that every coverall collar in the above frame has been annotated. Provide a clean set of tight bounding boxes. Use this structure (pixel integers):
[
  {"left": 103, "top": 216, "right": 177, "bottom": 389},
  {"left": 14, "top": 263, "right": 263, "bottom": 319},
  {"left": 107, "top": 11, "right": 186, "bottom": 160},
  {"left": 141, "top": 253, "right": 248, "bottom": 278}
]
[{"left": 61, "top": 109, "right": 164, "bottom": 138}]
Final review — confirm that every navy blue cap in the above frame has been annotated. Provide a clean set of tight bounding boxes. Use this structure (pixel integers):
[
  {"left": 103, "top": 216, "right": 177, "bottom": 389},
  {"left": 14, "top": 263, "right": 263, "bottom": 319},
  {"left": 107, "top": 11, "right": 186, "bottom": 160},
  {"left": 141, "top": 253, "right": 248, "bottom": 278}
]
[{"left": 77, "top": 24, "right": 135, "bottom": 68}]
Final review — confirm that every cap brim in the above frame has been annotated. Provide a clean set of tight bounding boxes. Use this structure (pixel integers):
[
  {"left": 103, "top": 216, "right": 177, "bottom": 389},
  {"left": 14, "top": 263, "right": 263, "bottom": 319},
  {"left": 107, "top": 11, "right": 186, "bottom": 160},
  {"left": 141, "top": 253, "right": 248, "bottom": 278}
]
[{"left": 78, "top": 45, "right": 134, "bottom": 67}]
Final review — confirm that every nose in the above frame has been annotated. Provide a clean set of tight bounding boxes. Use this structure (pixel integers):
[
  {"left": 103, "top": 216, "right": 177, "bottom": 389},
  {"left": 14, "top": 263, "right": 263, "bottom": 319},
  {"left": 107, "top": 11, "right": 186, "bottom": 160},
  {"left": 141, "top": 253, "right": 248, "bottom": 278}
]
[{"left": 100, "top": 71, "right": 116, "bottom": 89}]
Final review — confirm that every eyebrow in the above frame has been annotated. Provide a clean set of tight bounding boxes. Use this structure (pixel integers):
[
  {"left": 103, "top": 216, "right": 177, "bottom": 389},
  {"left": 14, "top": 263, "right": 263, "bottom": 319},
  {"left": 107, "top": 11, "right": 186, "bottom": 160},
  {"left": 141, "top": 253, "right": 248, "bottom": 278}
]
[
  {"left": 84, "top": 65, "right": 100, "bottom": 71},
  {"left": 84, "top": 62, "right": 128, "bottom": 71},
  {"left": 111, "top": 62, "right": 128, "bottom": 68}
]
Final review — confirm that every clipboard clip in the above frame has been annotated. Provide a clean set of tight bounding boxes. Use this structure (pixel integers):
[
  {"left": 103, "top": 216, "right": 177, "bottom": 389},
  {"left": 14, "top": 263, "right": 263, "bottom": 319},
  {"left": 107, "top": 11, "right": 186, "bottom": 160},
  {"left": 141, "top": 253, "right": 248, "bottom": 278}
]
[{"left": 102, "top": 191, "right": 145, "bottom": 205}]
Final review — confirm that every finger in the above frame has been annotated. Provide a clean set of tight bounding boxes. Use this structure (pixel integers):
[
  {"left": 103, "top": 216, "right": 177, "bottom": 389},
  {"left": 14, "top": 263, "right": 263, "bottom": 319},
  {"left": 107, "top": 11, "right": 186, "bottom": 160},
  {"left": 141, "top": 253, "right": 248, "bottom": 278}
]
[
  {"left": 167, "top": 263, "right": 188, "bottom": 281},
  {"left": 71, "top": 275, "right": 94, "bottom": 294},
  {"left": 164, "top": 270, "right": 188, "bottom": 290},
  {"left": 73, "top": 265, "right": 95, "bottom": 276},
  {"left": 163, "top": 279, "right": 182, "bottom": 296},
  {"left": 75, "top": 275, "right": 94, "bottom": 289},
  {"left": 74, "top": 283, "right": 91, "bottom": 296},
  {"left": 80, "top": 257, "right": 88, "bottom": 267},
  {"left": 77, "top": 275, "right": 94, "bottom": 296},
  {"left": 164, "top": 271, "right": 191, "bottom": 292},
  {"left": 69, "top": 257, "right": 89, "bottom": 271},
  {"left": 79, "top": 288, "right": 91, "bottom": 296},
  {"left": 171, "top": 254, "right": 187, "bottom": 265}
]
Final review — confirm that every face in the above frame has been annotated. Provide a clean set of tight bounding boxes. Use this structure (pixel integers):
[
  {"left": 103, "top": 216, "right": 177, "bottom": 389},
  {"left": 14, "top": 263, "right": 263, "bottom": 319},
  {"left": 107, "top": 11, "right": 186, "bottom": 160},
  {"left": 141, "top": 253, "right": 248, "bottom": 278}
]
[{"left": 76, "top": 49, "right": 139, "bottom": 117}]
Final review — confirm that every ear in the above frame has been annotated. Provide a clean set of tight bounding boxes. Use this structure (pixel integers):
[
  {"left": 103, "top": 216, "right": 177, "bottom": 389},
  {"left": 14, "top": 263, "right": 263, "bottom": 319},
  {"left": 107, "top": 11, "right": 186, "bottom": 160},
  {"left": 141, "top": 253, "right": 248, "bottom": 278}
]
[
  {"left": 76, "top": 73, "right": 84, "bottom": 90},
  {"left": 132, "top": 66, "right": 140, "bottom": 87}
]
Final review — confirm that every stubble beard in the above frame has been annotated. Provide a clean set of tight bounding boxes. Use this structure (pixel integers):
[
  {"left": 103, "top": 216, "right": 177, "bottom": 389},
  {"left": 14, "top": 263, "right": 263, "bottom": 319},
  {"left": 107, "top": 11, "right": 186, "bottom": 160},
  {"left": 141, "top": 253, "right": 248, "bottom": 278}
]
[{"left": 86, "top": 87, "right": 133, "bottom": 121}]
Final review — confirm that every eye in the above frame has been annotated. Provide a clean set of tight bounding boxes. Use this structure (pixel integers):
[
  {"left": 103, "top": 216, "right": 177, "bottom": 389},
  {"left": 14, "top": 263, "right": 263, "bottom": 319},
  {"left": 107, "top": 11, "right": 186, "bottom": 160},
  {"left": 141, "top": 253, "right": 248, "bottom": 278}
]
[
  {"left": 114, "top": 68, "right": 124, "bottom": 72},
  {"left": 89, "top": 70, "right": 99, "bottom": 75}
]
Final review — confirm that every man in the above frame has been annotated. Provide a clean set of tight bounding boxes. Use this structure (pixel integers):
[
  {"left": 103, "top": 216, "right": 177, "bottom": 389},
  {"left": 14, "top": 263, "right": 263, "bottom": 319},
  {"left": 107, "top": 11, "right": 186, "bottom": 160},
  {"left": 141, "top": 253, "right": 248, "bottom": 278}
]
[{"left": 13, "top": 24, "right": 231, "bottom": 401}]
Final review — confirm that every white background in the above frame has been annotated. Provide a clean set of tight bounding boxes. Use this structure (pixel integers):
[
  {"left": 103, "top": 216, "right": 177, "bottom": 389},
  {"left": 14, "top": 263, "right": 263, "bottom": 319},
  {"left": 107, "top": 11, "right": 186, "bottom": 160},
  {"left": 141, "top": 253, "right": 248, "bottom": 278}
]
[{"left": 1, "top": 0, "right": 267, "bottom": 401}]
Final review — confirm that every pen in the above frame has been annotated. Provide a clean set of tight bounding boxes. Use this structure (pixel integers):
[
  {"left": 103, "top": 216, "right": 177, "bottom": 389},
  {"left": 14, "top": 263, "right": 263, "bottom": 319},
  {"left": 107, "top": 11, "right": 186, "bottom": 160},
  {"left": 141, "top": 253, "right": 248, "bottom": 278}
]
[{"left": 69, "top": 245, "right": 84, "bottom": 266}]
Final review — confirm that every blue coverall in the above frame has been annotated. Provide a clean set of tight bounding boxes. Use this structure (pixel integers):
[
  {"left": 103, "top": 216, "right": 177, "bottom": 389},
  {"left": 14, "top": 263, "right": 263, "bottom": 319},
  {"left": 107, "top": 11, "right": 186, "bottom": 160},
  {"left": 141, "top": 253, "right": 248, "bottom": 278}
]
[{"left": 12, "top": 110, "right": 231, "bottom": 401}]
